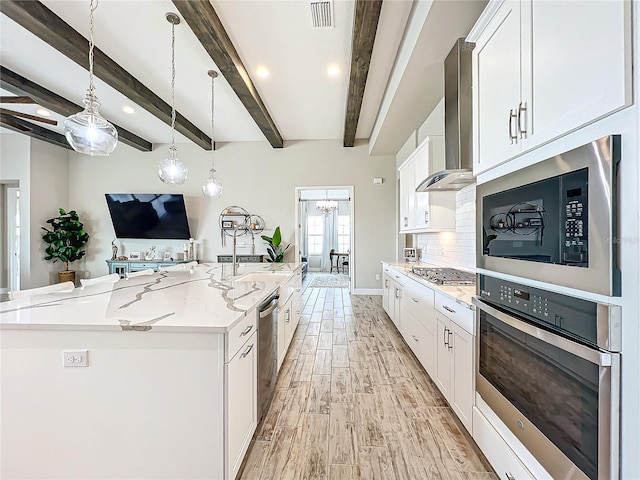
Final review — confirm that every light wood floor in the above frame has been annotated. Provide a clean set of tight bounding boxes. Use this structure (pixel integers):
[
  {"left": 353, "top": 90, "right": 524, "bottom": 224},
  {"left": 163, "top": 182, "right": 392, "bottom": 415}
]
[{"left": 239, "top": 285, "right": 496, "bottom": 480}]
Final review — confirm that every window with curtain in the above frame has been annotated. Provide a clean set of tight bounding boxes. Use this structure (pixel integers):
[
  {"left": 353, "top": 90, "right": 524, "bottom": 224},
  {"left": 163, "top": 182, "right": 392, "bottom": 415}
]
[
  {"left": 337, "top": 215, "right": 350, "bottom": 252},
  {"left": 307, "top": 216, "right": 324, "bottom": 255}
]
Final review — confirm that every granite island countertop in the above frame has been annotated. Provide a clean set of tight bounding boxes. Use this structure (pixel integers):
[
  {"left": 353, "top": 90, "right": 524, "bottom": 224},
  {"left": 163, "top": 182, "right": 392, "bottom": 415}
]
[
  {"left": 0, "top": 263, "right": 301, "bottom": 333},
  {"left": 381, "top": 260, "right": 477, "bottom": 310}
]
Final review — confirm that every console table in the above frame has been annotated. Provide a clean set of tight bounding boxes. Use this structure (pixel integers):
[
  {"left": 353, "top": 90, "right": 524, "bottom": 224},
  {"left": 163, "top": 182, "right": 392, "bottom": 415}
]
[{"left": 106, "top": 259, "right": 195, "bottom": 278}]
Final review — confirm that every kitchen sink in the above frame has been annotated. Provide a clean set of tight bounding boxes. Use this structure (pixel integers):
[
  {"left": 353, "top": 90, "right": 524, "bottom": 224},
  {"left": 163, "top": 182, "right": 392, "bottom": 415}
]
[{"left": 235, "top": 272, "right": 292, "bottom": 283}]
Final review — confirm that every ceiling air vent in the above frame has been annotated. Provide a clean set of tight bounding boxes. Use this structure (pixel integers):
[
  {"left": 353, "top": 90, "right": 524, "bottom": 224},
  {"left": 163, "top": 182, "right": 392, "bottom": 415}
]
[{"left": 310, "top": 1, "right": 333, "bottom": 28}]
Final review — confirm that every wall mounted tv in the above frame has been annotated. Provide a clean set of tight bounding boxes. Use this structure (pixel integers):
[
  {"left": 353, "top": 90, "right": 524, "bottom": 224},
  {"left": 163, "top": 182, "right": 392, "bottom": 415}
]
[{"left": 105, "top": 194, "right": 192, "bottom": 239}]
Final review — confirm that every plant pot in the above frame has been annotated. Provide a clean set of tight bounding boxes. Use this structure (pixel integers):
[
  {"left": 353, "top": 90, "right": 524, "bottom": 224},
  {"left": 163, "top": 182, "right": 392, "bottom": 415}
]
[{"left": 58, "top": 270, "right": 76, "bottom": 284}]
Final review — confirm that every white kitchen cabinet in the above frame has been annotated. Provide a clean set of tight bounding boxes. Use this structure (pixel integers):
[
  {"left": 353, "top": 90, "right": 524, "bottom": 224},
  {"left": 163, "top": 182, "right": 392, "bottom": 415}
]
[
  {"left": 434, "top": 292, "right": 475, "bottom": 433},
  {"left": 381, "top": 266, "right": 404, "bottom": 329},
  {"left": 278, "top": 271, "right": 303, "bottom": 368},
  {"left": 382, "top": 273, "right": 391, "bottom": 314},
  {"left": 470, "top": 0, "right": 631, "bottom": 175},
  {"left": 399, "top": 136, "right": 455, "bottom": 233},
  {"left": 401, "top": 275, "right": 437, "bottom": 378},
  {"left": 225, "top": 330, "right": 258, "bottom": 480}
]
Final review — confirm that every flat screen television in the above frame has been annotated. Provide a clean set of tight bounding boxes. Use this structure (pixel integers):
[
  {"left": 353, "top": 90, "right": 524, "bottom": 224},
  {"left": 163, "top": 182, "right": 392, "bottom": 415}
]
[{"left": 105, "top": 194, "right": 191, "bottom": 239}]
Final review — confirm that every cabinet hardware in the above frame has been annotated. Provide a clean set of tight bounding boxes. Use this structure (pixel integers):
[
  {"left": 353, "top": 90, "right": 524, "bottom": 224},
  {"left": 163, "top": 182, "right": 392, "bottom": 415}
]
[
  {"left": 518, "top": 101, "right": 527, "bottom": 139},
  {"left": 240, "top": 344, "right": 254, "bottom": 358},
  {"left": 412, "top": 335, "right": 419, "bottom": 342},
  {"left": 447, "top": 331, "right": 453, "bottom": 350},
  {"left": 443, "top": 305, "right": 456, "bottom": 314},
  {"left": 384, "top": 279, "right": 389, "bottom": 287},
  {"left": 412, "top": 298, "right": 418, "bottom": 303},
  {"left": 509, "top": 109, "right": 518, "bottom": 144},
  {"left": 424, "top": 211, "right": 429, "bottom": 224},
  {"left": 444, "top": 327, "right": 449, "bottom": 347},
  {"left": 285, "top": 309, "right": 290, "bottom": 323},
  {"left": 240, "top": 325, "right": 253, "bottom": 336},
  {"left": 404, "top": 217, "right": 408, "bottom": 227},
  {"left": 505, "top": 474, "right": 516, "bottom": 480}
]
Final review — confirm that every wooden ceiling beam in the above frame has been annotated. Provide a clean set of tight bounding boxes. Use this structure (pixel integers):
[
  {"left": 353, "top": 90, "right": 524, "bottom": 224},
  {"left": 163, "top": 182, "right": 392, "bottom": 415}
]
[
  {"left": 0, "top": 66, "right": 152, "bottom": 152},
  {"left": 0, "top": 112, "right": 72, "bottom": 150},
  {"left": 343, "top": 0, "right": 383, "bottom": 147},
  {"left": 0, "top": 96, "right": 35, "bottom": 104},
  {"left": 0, "top": 107, "right": 58, "bottom": 125},
  {"left": 0, "top": 0, "right": 211, "bottom": 150},
  {"left": 172, "top": 0, "right": 284, "bottom": 148}
]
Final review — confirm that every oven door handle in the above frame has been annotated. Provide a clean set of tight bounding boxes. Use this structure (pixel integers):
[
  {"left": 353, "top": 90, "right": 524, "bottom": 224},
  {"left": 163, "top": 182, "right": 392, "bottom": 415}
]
[{"left": 473, "top": 297, "right": 612, "bottom": 367}]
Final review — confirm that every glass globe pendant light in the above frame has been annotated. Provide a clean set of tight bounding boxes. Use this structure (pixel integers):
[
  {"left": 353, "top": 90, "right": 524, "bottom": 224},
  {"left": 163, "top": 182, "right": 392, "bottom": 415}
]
[
  {"left": 158, "top": 12, "right": 188, "bottom": 185},
  {"left": 202, "top": 70, "right": 223, "bottom": 198},
  {"left": 63, "top": 0, "right": 118, "bottom": 156}
]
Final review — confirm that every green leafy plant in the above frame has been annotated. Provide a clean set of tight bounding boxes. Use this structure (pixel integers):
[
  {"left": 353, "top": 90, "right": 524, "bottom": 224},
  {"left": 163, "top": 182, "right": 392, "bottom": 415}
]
[
  {"left": 41, "top": 208, "right": 90, "bottom": 271},
  {"left": 261, "top": 226, "right": 290, "bottom": 263}
]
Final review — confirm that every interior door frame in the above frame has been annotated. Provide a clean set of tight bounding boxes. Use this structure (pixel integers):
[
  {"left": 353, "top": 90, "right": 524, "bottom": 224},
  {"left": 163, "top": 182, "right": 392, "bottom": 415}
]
[{"left": 294, "top": 186, "right": 355, "bottom": 293}]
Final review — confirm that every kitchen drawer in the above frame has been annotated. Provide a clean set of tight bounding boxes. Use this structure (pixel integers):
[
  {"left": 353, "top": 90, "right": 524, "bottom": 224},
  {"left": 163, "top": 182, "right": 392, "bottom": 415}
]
[
  {"left": 403, "top": 277, "right": 435, "bottom": 329},
  {"left": 473, "top": 407, "right": 534, "bottom": 480},
  {"left": 129, "top": 262, "right": 160, "bottom": 271},
  {"left": 217, "top": 255, "right": 265, "bottom": 263},
  {"left": 401, "top": 309, "right": 436, "bottom": 378},
  {"left": 435, "top": 292, "right": 474, "bottom": 335},
  {"left": 226, "top": 312, "right": 257, "bottom": 362}
]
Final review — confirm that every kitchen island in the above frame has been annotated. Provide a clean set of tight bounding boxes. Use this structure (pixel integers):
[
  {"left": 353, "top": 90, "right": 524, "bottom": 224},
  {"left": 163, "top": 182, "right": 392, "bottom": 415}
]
[{"left": 0, "top": 262, "right": 302, "bottom": 480}]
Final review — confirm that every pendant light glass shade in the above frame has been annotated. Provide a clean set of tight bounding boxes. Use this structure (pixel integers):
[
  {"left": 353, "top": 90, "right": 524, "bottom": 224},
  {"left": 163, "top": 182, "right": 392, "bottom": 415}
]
[
  {"left": 202, "top": 70, "right": 223, "bottom": 198},
  {"left": 158, "top": 12, "right": 187, "bottom": 185},
  {"left": 65, "top": 0, "right": 118, "bottom": 156}
]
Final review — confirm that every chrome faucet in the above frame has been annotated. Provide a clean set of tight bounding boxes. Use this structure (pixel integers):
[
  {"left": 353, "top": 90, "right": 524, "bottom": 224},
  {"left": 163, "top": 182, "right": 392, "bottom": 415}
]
[{"left": 232, "top": 224, "right": 255, "bottom": 276}]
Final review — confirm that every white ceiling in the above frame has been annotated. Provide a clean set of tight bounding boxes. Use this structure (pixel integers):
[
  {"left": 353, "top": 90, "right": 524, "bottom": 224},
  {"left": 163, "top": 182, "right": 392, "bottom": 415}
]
[{"left": 0, "top": 0, "right": 485, "bottom": 154}]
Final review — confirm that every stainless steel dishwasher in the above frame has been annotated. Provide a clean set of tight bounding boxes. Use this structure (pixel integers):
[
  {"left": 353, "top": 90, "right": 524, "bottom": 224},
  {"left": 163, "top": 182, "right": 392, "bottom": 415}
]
[{"left": 257, "top": 293, "right": 279, "bottom": 423}]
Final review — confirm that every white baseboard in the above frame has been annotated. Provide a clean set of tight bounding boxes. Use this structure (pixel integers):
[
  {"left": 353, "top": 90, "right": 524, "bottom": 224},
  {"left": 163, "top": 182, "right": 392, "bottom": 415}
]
[{"left": 352, "top": 289, "right": 382, "bottom": 296}]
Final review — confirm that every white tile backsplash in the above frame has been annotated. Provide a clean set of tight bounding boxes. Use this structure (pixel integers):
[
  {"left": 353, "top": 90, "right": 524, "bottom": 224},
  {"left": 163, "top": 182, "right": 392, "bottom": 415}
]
[{"left": 417, "top": 184, "right": 476, "bottom": 270}]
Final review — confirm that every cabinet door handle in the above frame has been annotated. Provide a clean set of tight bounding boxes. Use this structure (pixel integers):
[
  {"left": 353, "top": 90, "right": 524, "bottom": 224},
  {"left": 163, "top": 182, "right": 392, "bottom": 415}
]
[
  {"left": 443, "top": 327, "right": 449, "bottom": 347},
  {"left": 508, "top": 109, "right": 518, "bottom": 144},
  {"left": 443, "top": 305, "right": 456, "bottom": 314},
  {"left": 240, "top": 325, "right": 253, "bottom": 336},
  {"left": 506, "top": 474, "right": 516, "bottom": 480},
  {"left": 404, "top": 217, "right": 408, "bottom": 227},
  {"left": 412, "top": 298, "right": 418, "bottom": 303},
  {"left": 240, "top": 343, "right": 254, "bottom": 358},
  {"left": 447, "top": 331, "right": 453, "bottom": 350},
  {"left": 412, "top": 335, "right": 419, "bottom": 342},
  {"left": 518, "top": 101, "right": 527, "bottom": 139},
  {"left": 385, "top": 279, "right": 389, "bottom": 287},
  {"left": 424, "top": 211, "right": 429, "bottom": 224},
  {"left": 285, "top": 309, "right": 290, "bottom": 323}
]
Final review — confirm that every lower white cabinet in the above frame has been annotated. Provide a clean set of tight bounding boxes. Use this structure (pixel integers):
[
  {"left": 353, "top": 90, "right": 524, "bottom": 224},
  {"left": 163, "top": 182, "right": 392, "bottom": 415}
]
[
  {"left": 401, "top": 309, "right": 437, "bottom": 379},
  {"left": 473, "top": 407, "right": 535, "bottom": 480},
  {"left": 225, "top": 331, "right": 258, "bottom": 480},
  {"left": 435, "top": 314, "right": 453, "bottom": 399},
  {"left": 382, "top": 269, "right": 404, "bottom": 329},
  {"left": 278, "top": 270, "right": 303, "bottom": 369}
]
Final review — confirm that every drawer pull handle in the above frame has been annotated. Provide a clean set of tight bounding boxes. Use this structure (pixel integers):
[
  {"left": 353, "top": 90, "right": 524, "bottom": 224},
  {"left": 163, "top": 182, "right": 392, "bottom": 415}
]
[
  {"left": 506, "top": 474, "right": 516, "bottom": 480},
  {"left": 412, "top": 335, "right": 419, "bottom": 342},
  {"left": 443, "top": 305, "right": 456, "bottom": 314},
  {"left": 241, "top": 344, "right": 254, "bottom": 358},
  {"left": 412, "top": 298, "right": 418, "bottom": 303},
  {"left": 395, "top": 275, "right": 400, "bottom": 279},
  {"left": 240, "top": 325, "right": 253, "bottom": 336}
]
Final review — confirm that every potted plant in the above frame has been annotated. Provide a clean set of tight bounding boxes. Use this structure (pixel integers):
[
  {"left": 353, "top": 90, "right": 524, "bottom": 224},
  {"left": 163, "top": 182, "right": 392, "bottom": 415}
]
[
  {"left": 42, "top": 208, "right": 90, "bottom": 284},
  {"left": 261, "top": 226, "right": 290, "bottom": 263}
]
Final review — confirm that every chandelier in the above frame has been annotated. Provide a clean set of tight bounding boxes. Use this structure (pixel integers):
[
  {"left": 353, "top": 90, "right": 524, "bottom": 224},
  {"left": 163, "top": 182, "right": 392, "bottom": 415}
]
[{"left": 317, "top": 200, "right": 338, "bottom": 215}]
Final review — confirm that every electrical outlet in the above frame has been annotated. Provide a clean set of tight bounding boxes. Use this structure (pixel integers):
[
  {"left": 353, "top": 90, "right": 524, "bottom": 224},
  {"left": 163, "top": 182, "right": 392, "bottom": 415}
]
[
  {"left": 63, "top": 350, "right": 89, "bottom": 367},
  {"left": 375, "top": 273, "right": 380, "bottom": 281}
]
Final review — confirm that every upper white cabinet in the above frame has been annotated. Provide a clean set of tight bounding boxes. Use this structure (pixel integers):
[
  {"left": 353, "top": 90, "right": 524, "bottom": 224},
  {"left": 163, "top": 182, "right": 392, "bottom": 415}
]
[
  {"left": 470, "top": 0, "right": 632, "bottom": 175},
  {"left": 399, "top": 137, "right": 455, "bottom": 233}
]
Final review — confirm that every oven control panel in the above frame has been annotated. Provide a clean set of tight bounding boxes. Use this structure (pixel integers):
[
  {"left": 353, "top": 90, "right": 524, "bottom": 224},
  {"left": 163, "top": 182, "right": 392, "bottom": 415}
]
[
  {"left": 560, "top": 169, "right": 589, "bottom": 266},
  {"left": 479, "top": 275, "right": 597, "bottom": 345}
]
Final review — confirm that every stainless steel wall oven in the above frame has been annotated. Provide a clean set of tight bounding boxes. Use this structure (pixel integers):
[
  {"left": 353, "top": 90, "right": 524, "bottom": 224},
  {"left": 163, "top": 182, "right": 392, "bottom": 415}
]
[
  {"left": 477, "top": 135, "right": 621, "bottom": 296},
  {"left": 474, "top": 275, "right": 621, "bottom": 480}
]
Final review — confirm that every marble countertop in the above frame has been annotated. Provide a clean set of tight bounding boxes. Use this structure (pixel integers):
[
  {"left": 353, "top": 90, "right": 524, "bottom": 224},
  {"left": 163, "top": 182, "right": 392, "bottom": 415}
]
[
  {"left": 381, "top": 261, "right": 477, "bottom": 310},
  {"left": 0, "top": 263, "right": 301, "bottom": 333}
]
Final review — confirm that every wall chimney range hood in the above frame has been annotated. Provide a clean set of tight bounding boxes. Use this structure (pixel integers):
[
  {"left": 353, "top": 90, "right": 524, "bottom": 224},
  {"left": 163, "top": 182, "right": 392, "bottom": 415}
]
[{"left": 417, "top": 39, "right": 475, "bottom": 192}]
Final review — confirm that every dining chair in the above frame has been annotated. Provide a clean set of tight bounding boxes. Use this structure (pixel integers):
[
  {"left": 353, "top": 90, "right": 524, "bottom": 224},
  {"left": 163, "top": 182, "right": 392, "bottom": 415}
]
[
  {"left": 159, "top": 261, "right": 197, "bottom": 272},
  {"left": 125, "top": 269, "right": 155, "bottom": 279},
  {"left": 80, "top": 273, "right": 120, "bottom": 288},
  {"left": 341, "top": 257, "right": 349, "bottom": 274},
  {"left": 329, "top": 249, "right": 337, "bottom": 273},
  {"left": 8, "top": 281, "right": 75, "bottom": 300}
]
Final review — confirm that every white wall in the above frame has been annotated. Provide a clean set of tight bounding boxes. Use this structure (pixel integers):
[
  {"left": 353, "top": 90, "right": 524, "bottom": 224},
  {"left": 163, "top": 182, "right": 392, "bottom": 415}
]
[
  {"left": 68, "top": 139, "right": 396, "bottom": 290},
  {"left": 0, "top": 134, "right": 31, "bottom": 288},
  {"left": 417, "top": 184, "right": 475, "bottom": 270},
  {"left": 30, "top": 139, "right": 69, "bottom": 285}
]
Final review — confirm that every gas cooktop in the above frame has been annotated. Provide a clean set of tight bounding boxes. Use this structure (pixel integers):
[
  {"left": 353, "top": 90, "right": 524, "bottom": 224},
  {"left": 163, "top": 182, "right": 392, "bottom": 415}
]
[{"left": 410, "top": 267, "right": 476, "bottom": 286}]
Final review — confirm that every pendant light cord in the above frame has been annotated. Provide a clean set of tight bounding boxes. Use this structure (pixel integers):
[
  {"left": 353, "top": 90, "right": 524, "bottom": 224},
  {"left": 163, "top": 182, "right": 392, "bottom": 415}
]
[
  {"left": 88, "top": 0, "right": 97, "bottom": 96},
  {"left": 170, "top": 19, "right": 176, "bottom": 147},
  {"left": 210, "top": 74, "right": 216, "bottom": 176}
]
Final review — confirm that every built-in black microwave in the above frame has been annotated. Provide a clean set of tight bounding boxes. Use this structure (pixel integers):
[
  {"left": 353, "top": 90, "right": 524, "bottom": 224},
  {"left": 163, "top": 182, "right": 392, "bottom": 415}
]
[{"left": 477, "top": 135, "right": 620, "bottom": 296}]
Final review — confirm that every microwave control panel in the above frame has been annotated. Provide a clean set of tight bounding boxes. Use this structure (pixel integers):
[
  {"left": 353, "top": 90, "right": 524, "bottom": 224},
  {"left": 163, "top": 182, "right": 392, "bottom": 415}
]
[{"left": 560, "top": 169, "right": 589, "bottom": 266}]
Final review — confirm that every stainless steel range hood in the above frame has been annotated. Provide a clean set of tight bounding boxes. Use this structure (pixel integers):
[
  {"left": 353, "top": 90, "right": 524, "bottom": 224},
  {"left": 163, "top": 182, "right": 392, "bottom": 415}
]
[{"left": 417, "top": 39, "right": 475, "bottom": 192}]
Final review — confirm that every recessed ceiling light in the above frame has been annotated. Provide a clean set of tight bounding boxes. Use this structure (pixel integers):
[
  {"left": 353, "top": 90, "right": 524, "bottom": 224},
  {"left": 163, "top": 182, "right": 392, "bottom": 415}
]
[
  {"left": 256, "top": 66, "right": 270, "bottom": 78},
  {"left": 122, "top": 105, "right": 135, "bottom": 114},
  {"left": 36, "top": 107, "right": 51, "bottom": 117},
  {"left": 327, "top": 65, "right": 341, "bottom": 77}
]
